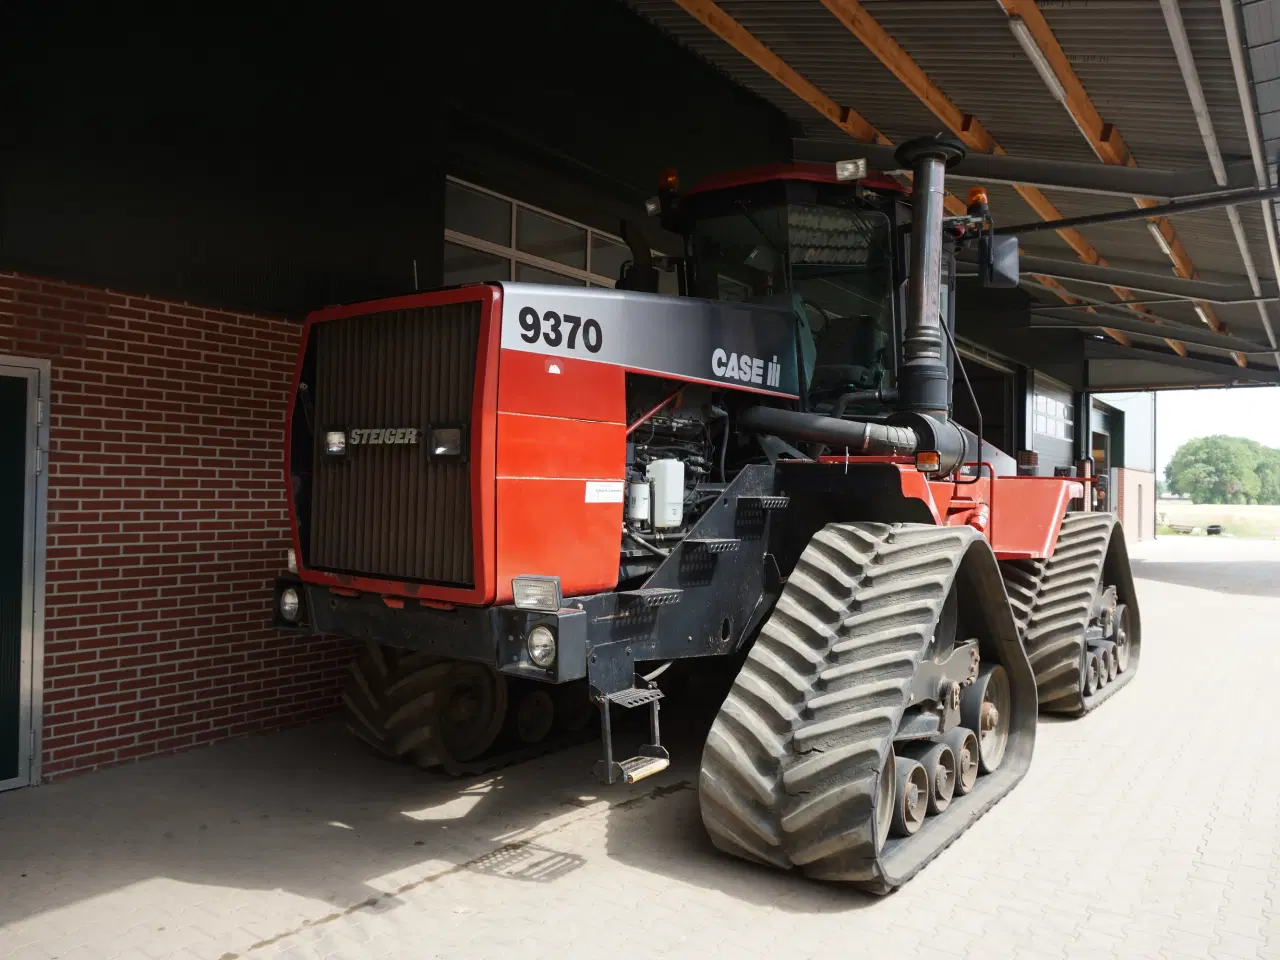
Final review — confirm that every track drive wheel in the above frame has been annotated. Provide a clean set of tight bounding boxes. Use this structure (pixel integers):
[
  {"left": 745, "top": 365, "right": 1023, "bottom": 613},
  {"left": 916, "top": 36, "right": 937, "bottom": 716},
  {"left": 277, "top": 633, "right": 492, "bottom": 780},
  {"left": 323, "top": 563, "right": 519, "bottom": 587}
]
[
  {"left": 697, "top": 522, "right": 1037, "bottom": 894},
  {"left": 342, "top": 643, "right": 509, "bottom": 773}
]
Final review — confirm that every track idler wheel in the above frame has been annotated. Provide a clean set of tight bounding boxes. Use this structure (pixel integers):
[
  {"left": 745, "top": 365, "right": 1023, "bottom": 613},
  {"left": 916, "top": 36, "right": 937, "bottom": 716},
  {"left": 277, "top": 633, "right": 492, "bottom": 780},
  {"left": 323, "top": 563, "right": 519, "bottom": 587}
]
[
  {"left": 875, "top": 749, "right": 896, "bottom": 852},
  {"left": 513, "top": 688, "right": 555, "bottom": 745},
  {"left": 1113, "top": 604, "right": 1132, "bottom": 674},
  {"left": 552, "top": 682, "right": 595, "bottom": 734},
  {"left": 900, "top": 741, "right": 956, "bottom": 815},
  {"left": 960, "top": 665, "right": 1011, "bottom": 774},
  {"left": 942, "top": 726, "right": 979, "bottom": 795},
  {"left": 891, "top": 758, "right": 929, "bottom": 837}
]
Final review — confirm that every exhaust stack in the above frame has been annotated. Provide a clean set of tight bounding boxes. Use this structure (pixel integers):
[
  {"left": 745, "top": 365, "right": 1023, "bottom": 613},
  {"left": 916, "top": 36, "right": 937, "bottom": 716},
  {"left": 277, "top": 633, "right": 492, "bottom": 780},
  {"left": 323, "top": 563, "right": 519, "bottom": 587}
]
[{"left": 895, "top": 137, "right": 967, "bottom": 418}]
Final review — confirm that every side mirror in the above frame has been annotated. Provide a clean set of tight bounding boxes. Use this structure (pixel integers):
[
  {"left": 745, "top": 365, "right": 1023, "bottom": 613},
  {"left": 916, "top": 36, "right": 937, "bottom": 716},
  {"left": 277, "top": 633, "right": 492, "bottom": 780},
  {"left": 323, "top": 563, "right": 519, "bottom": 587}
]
[{"left": 981, "top": 233, "right": 1020, "bottom": 288}]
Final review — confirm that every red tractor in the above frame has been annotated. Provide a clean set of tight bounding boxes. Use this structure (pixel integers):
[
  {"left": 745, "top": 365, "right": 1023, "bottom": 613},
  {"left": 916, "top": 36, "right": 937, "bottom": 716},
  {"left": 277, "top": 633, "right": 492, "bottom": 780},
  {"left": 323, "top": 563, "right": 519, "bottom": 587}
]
[{"left": 274, "top": 136, "right": 1139, "bottom": 892}]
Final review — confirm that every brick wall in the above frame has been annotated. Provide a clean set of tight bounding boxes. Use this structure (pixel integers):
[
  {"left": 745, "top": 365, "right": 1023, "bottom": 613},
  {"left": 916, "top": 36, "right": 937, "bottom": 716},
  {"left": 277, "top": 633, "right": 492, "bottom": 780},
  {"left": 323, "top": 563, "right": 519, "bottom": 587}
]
[{"left": 0, "top": 271, "right": 352, "bottom": 779}]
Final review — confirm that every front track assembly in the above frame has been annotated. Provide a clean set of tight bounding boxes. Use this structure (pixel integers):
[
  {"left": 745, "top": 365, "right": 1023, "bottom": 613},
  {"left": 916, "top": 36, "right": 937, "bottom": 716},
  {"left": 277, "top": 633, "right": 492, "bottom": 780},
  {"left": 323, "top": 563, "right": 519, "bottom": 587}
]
[
  {"left": 342, "top": 642, "right": 597, "bottom": 776},
  {"left": 1000, "top": 512, "right": 1142, "bottom": 716},
  {"left": 697, "top": 522, "right": 1038, "bottom": 894}
]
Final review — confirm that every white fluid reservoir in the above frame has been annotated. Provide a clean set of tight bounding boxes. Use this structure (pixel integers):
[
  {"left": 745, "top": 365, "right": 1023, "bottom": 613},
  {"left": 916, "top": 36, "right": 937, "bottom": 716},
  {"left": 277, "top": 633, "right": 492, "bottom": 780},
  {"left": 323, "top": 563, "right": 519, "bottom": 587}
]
[
  {"left": 627, "top": 480, "right": 651, "bottom": 523},
  {"left": 646, "top": 459, "right": 685, "bottom": 528}
]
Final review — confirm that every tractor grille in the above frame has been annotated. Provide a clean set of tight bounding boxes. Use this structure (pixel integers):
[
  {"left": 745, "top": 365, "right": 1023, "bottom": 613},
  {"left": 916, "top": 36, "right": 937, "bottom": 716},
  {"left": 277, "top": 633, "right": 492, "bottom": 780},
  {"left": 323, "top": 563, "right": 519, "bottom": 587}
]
[{"left": 309, "top": 301, "right": 481, "bottom": 585}]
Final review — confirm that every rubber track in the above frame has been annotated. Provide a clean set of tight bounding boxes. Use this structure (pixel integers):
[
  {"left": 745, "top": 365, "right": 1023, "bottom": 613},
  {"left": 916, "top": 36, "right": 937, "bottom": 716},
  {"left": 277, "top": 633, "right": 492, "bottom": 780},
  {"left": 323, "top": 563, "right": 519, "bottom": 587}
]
[
  {"left": 697, "top": 522, "right": 980, "bottom": 889},
  {"left": 1010, "top": 513, "right": 1130, "bottom": 715}
]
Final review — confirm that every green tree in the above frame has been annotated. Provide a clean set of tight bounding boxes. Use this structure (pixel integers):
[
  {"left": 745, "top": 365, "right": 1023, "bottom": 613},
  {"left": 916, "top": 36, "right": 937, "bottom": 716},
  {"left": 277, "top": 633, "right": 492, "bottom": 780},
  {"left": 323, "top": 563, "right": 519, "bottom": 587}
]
[{"left": 1165, "top": 435, "right": 1269, "bottom": 504}]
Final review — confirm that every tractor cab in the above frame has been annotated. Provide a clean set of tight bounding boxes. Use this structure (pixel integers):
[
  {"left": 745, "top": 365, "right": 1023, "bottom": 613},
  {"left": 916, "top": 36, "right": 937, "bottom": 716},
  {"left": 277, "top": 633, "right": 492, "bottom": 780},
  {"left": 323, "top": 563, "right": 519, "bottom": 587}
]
[{"left": 624, "top": 157, "right": 1021, "bottom": 442}]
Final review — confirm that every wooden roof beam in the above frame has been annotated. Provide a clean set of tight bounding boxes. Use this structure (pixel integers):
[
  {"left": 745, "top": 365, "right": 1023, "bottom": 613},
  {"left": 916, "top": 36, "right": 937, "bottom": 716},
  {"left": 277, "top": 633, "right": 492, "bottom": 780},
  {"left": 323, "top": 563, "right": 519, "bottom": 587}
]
[
  {"left": 994, "top": 0, "right": 1244, "bottom": 367},
  {"left": 817, "top": 0, "right": 1184, "bottom": 356}
]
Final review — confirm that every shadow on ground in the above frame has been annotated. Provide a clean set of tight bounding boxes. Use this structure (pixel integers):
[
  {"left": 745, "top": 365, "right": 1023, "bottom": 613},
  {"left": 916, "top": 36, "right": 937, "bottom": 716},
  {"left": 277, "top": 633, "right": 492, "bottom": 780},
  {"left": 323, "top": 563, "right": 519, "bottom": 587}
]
[
  {"left": 1130, "top": 560, "right": 1280, "bottom": 596},
  {"left": 0, "top": 667, "right": 865, "bottom": 937}
]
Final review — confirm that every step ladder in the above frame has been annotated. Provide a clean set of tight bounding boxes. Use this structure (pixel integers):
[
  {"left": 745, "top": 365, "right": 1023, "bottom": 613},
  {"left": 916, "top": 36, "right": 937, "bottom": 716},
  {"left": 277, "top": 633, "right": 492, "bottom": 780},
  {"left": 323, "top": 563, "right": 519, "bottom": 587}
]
[{"left": 593, "top": 684, "right": 670, "bottom": 785}]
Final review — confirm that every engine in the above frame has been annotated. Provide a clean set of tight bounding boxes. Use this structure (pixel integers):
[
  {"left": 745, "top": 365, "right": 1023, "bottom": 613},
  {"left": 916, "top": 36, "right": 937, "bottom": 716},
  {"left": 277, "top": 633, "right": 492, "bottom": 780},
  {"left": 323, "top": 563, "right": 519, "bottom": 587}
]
[{"left": 619, "top": 379, "right": 724, "bottom": 583}]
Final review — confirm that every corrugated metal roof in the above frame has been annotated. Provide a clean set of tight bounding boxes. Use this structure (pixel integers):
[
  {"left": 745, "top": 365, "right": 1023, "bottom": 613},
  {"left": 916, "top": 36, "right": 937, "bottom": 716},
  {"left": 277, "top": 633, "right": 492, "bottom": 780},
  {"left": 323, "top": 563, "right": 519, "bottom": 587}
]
[{"left": 623, "top": 0, "right": 1280, "bottom": 364}]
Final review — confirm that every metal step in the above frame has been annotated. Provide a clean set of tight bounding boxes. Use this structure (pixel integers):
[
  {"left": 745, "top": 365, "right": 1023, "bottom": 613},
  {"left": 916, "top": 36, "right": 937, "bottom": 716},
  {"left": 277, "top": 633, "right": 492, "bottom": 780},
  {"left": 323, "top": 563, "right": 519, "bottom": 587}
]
[
  {"left": 737, "top": 495, "right": 790, "bottom": 510},
  {"left": 607, "top": 687, "right": 665, "bottom": 709},
  {"left": 685, "top": 537, "right": 741, "bottom": 554},
  {"left": 617, "top": 587, "right": 683, "bottom": 607},
  {"left": 618, "top": 754, "right": 670, "bottom": 784}
]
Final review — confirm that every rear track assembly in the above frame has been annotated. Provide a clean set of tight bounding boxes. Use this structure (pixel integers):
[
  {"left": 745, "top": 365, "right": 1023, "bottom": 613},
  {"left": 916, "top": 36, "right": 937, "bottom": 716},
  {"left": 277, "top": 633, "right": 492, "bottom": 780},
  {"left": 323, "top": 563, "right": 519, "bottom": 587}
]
[{"left": 1000, "top": 513, "right": 1142, "bottom": 716}]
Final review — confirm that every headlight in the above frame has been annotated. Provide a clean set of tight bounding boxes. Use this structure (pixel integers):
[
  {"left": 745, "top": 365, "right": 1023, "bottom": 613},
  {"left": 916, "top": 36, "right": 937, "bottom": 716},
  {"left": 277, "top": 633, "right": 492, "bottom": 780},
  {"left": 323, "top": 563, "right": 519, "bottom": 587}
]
[
  {"left": 512, "top": 575, "right": 562, "bottom": 612},
  {"left": 287, "top": 548, "right": 297, "bottom": 573},
  {"left": 279, "top": 587, "right": 300, "bottom": 622},
  {"left": 526, "top": 625, "right": 557, "bottom": 668},
  {"left": 324, "top": 430, "right": 346, "bottom": 456},
  {"left": 430, "top": 426, "right": 464, "bottom": 459}
]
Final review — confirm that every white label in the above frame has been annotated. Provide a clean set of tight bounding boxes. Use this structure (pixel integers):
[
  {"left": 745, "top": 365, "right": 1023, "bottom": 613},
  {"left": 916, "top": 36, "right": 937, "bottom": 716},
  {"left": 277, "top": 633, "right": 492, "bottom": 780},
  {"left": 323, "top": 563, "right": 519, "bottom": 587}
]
[{"left": 584, "top": 480, "right": 624, "bottom": 503}]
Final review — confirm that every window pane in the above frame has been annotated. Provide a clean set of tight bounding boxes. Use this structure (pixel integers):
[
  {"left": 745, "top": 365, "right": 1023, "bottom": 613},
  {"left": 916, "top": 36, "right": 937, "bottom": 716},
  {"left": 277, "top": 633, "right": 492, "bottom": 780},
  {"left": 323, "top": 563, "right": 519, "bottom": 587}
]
[
  {"left": 517, "top": 208, "right": 587, "bottom": 269},
  {"left": 443, "top": 242, "right": 509, "bottom": 285},
  {"left": 590, "top": 235, "right": 630, "bottom": 283},
  {"left": 1035, "top": 415, "right": 1047, "bottom": 434},
  {"left": 516, "top": 262, "right": 586, "bottom": 286},
  {"left": 446, "top": 182, "right": 511, "bottom": 246},
  {"left": 1035, "top": 395, "right": 1046, "bottom": 412}
]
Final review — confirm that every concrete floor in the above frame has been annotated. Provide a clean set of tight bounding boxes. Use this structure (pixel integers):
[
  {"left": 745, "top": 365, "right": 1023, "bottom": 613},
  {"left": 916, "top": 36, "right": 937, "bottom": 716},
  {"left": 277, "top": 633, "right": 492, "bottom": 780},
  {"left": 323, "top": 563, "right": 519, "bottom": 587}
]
[{"left": 2, "top": 536, "right": 1279, "bottom": 960}]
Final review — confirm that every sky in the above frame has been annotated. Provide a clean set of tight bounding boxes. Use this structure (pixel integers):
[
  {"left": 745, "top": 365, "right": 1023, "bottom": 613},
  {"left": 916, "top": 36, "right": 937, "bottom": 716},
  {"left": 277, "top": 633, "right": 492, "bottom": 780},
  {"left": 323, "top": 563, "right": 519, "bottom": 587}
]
[{"left": 1154, "top": 386, "right": 1280, "bottom": 475}]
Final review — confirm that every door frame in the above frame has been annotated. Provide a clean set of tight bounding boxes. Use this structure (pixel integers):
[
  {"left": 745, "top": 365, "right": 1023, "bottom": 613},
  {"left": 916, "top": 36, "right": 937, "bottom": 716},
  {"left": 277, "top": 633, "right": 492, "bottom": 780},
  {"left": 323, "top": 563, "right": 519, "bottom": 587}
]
[{"left": 0, "top": 355, "right": 50, "bottom": 790}]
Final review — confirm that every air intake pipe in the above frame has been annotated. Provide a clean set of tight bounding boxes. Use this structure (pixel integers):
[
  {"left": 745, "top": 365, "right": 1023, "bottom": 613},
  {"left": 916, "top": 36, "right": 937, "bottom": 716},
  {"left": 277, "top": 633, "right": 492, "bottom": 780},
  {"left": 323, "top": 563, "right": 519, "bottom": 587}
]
[
  {"left": 737, "top": 406, "right": 917, "bottom": 456},
  {"left": 894, "top": 136, "right": 967, "bottom": 418},
  {"left": 739, "top": 405, "right": 969, "bottom": 472}
]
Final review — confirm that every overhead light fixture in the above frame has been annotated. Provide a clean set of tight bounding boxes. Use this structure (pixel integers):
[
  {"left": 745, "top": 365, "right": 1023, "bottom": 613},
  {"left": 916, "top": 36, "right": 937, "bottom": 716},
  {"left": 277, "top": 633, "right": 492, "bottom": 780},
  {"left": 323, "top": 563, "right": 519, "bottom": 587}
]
[
  {"left": 1193, "top": 303, "right": 1212, "bottom": 326},
  {"left": 1147, "top": 221, "right": 1175, "bottom": 259},
  {"left": 1008, "top": 16, "right": 1067, "bottom": 103}
]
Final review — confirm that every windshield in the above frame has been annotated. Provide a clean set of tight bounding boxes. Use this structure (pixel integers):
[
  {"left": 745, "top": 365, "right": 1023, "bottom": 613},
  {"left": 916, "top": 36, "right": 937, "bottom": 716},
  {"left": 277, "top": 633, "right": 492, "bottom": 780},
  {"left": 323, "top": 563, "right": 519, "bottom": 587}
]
[{"left": 688, "top": 182, "right": 896, "bottom": 409}]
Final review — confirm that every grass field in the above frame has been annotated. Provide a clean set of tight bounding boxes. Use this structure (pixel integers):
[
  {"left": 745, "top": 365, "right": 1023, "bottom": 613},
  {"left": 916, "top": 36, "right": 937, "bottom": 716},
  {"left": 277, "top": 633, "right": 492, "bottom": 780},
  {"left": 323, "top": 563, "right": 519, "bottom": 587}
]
[{"left": 1155, "top": 500, "right": 1280, "bottom": 539}]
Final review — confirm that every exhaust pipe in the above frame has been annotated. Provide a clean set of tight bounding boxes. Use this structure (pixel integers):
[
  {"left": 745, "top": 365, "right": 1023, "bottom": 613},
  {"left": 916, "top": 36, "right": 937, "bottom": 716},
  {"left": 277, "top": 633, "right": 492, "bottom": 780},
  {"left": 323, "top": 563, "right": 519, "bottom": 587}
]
[{"left": 894, "top": 137, "right": 967, "bottom": 418}]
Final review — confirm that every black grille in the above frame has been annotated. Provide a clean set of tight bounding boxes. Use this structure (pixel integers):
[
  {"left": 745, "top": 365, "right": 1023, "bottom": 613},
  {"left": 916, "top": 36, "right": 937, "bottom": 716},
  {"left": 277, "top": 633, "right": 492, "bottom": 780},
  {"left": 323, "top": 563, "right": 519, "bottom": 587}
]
[{"left": 309, "top": 302, "right": 481, "bottom": 585}]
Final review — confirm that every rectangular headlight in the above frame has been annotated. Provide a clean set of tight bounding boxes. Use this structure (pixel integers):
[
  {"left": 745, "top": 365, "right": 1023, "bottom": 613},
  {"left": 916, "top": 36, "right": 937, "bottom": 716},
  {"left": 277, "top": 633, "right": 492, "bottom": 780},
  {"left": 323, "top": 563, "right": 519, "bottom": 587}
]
[
  {"left": 324, "top": 430, "right": 347, "bottom": 456},
  {"left": 512, "top": 575, "right": 562, "bottom": 612},
  {"left": 430, "top": 426, "right": 465, "bottom": 459},
  {"left": 835, "top": 158, "right": 867, "bottom": 182}
]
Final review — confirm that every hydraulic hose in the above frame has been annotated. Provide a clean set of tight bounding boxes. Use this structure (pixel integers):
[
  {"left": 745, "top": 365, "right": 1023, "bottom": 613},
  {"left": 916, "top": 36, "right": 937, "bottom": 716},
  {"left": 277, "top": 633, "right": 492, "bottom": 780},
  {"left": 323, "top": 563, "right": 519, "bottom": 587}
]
[{"left": 738, "top": 406, "right": 918, "bottom": 457}]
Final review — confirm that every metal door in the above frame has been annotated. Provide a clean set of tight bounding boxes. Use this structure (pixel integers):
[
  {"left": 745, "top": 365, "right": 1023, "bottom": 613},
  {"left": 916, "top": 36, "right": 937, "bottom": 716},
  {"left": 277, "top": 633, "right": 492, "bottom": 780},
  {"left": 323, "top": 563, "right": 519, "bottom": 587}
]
[{"left": 0, "top": 359, "right": 47, "bottom": 790}]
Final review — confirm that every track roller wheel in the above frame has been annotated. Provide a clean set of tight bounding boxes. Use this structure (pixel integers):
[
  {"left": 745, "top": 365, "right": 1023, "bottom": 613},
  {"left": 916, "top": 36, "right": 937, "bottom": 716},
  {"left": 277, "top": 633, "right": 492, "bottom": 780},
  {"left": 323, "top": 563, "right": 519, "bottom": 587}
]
[
  {"left": 960, "top": 665, "right": 1010, "bottom": 774},
  {"left": 1113, "top": 604, "right": 1132, "bottom": 674},
  {"left": 891, "top": 758, "right": 929, "bottom": 837},
  {"left": 942, "top": 726, "right": 979, "bottom": 795},
  {"left": 900, "top": 740, "right": 956, "bottom": 815},
  {"left": 1083, "top": 653, "right": 1099, "bottom": 695},
  {"left": 1098, "top": 641, "right": 1117, "bottom": 684},
  {"left": 513, "top": 688, "right": 555, "bottom": 745}
]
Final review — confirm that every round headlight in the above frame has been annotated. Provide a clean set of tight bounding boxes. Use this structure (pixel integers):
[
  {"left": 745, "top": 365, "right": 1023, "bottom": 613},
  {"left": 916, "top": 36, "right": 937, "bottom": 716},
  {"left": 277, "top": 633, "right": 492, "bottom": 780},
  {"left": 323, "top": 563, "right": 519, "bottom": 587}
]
[
  {"left": 526, "top": 625, "right": 557, "bottom": 668},
  {"left": 279, "top": 587, "right": 301, "bottom": 622}
]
